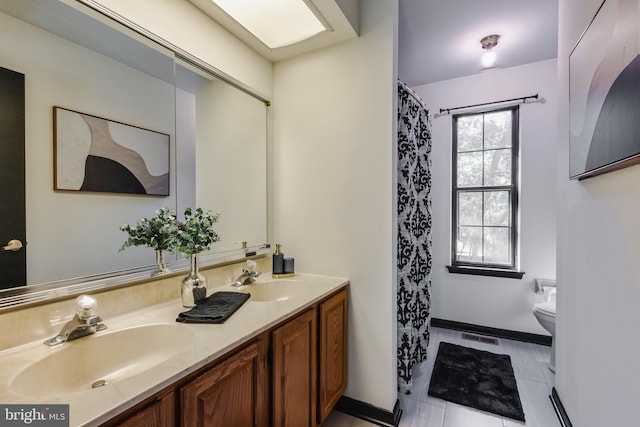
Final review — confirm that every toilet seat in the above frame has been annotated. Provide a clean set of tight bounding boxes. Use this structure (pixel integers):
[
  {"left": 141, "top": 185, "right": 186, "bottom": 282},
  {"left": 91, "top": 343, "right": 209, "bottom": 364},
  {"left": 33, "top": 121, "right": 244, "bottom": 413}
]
[
  {"left": 532, "top": 299, "right": 556, "bottom": 373},
  {"left": 534, "top": 301, "right": 556, "bottom": 317}
]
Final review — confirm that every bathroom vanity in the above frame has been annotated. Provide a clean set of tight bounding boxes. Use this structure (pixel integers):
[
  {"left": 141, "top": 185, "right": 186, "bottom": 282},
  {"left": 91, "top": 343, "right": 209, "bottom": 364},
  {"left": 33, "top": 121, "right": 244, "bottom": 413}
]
[
  {"left": 0, "top": 271, "right": 348, "bottom": 427},
  {"left": 105, "top": 286, "right": 348, "bottom": 427}
]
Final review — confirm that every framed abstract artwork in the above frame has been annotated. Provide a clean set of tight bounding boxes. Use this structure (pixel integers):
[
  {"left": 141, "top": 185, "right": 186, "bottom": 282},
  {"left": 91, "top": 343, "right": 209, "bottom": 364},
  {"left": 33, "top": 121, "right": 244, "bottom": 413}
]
[
  {"left": 569, "top": 0, "right": 640, "bottom": 180},
  {"left": 54, "top": 107, "right": 170, "bottom": 196}
]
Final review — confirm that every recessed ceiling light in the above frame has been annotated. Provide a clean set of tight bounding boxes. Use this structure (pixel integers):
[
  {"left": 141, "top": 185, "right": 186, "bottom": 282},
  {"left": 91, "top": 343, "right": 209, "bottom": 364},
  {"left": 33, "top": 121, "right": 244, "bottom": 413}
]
[{"left": 210, "top": 0, "right": 328, "bottom": 49}]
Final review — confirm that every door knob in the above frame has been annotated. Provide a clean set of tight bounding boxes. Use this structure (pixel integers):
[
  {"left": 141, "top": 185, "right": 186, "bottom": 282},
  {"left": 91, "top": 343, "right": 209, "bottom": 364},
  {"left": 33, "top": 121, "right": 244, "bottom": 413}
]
[{"left": 3, "top": 239, "right": 23, "bottom": 251}]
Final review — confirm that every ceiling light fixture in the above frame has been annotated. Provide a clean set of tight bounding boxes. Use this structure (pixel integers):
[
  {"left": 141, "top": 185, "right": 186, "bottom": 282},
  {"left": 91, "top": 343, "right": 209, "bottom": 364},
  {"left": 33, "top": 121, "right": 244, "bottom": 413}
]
[
  {"left": 480, "top": 34, "right": 500, "bottom": 68},
  {"left": 210, "top": 0, "right": 328, "bottom": 49}
]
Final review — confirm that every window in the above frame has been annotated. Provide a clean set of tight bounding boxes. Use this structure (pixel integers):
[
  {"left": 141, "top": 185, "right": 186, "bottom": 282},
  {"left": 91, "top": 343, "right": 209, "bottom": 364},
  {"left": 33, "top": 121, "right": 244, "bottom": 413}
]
[{"left": 448, "top": 106, "right": 523, "bottom": 278}]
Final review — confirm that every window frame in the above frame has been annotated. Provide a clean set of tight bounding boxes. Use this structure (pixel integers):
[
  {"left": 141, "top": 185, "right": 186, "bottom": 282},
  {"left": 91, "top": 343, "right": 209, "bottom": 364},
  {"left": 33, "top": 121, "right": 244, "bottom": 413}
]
[{"left": 449, "top": 105, "right": 522, "bottom": 277}]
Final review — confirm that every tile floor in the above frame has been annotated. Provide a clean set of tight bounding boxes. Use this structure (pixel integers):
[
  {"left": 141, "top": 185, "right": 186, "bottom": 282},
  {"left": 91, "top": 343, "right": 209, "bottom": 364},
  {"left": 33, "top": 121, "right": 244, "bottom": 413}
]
[{"left": 322, "top": 326, "right": 560, "bottom": 427}]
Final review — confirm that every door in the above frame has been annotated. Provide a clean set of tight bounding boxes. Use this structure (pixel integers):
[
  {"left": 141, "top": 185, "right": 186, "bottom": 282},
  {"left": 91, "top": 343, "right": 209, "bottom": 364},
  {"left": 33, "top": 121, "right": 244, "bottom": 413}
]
[
  {"left": 180, "top": 338, "right": 269, "bottom": 427},
  {"left": 0, "top": 66, "right": 26, "bottom": 289},
  {"left": 271, "top": 308, "right": 317, "bottom": 427},
  {"left": 318, "top": 289, "right": 348, "bottom": 423}
]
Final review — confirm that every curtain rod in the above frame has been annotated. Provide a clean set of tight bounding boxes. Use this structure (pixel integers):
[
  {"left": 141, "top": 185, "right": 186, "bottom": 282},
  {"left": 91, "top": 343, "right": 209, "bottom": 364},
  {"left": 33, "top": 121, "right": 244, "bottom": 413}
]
[
  {"left": 439, "top": 94, "right": 539, "bottom": 115},
  {"left": 407, "top": 89, "right": 427, "bottom": 111},
  {"left": 399, "top": 80, "right": 428, "bottom": 111}
]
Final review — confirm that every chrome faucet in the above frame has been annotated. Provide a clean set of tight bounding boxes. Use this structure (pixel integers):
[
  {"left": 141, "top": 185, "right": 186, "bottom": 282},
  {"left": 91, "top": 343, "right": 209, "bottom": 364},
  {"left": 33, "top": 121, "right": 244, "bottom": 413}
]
[
  {"left": 44, "top": 295, "right": 107, "bottom": 346},
  {"left": 232, "top": 261, "right": 260, "bottom": 287}
]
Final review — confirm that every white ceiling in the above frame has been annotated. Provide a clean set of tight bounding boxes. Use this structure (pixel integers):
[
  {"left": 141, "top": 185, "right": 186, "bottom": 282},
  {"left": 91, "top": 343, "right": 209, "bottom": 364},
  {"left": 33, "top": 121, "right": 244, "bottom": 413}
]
[
  {"left": 399, "top": 0, "right": 559, "bottom": 87},
  {"left": 188, "top": 0, "right": 359, "bottom": 62}
]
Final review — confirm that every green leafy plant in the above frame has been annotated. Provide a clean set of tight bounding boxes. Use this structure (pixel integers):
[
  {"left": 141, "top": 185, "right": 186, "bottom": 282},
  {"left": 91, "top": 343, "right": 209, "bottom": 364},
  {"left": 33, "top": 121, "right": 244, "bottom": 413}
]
[
  {"left": 176, "top": 207, "right": 220, "bottom": 257},
  {"left": 119, "top": 207, "right": 178, "bottom": 252}
]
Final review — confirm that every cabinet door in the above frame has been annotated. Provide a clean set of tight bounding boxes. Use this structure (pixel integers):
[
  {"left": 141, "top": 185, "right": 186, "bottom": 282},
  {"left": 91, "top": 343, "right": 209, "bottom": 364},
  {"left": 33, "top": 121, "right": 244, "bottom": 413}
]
[
  {"left": 104, "top": 389, "right": 175, "bottom": 427},
  {"left": 271, "top": 308, "right": 317, "bottom": 427},
  {"left": 317, "top": 289, "right": 348, "bottom": 423},
  {"left": 180, "top": 337, "right": 268, "bottom": 427}
]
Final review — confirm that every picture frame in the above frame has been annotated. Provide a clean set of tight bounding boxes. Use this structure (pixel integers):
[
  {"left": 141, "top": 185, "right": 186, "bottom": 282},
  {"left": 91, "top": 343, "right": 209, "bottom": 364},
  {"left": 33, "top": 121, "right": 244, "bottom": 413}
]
[
  {"left": 53, "top": 106, "right": 170, "bottom": 196},
  {"left": 569, "top": 0, "right": 640, "bottom": 180}
]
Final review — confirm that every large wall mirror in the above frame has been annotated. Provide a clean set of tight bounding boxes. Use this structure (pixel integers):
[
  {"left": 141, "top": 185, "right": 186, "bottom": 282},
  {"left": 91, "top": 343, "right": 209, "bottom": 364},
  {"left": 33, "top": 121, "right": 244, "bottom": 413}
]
[{"left": 0, "top": 0, "right": 268, "bottom": 307}]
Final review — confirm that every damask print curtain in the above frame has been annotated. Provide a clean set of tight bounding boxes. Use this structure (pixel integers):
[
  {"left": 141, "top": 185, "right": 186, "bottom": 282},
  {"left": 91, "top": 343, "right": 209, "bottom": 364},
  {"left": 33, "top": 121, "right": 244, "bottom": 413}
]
[{"left": 397, "top": 81, "right": 433, "bottom": 395}]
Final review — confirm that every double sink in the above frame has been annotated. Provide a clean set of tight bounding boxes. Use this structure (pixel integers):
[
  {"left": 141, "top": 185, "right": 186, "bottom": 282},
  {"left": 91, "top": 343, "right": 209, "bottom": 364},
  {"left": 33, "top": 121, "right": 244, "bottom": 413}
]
[{"left": 5, "top": 278, "right": 308, "bottom": 402}]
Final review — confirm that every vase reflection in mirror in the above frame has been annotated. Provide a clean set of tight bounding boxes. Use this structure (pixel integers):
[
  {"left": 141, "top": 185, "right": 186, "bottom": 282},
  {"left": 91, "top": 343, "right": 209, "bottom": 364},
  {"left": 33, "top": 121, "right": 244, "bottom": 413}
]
[
  {"left": 181, "top": 253, "right": 207, "bottom": 307},
  {"left": 155, "top": 250, "right": 171, "bottom": 275}
]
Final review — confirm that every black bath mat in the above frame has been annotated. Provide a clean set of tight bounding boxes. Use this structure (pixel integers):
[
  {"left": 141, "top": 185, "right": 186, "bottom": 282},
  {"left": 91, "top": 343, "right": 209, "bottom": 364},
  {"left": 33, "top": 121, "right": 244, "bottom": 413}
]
[{"left": 428, "top": 342, "right": 525, "bottom": 421}]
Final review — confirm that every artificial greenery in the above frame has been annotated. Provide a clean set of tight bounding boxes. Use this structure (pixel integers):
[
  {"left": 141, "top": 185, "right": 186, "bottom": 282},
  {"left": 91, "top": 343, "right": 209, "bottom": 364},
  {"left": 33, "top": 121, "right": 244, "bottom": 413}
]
[
  {"left": 175, "top": 207, "right": 220, "bottom": 258},
  {"left": 119, "top": 207, "right": 178, "bottom": 252}
]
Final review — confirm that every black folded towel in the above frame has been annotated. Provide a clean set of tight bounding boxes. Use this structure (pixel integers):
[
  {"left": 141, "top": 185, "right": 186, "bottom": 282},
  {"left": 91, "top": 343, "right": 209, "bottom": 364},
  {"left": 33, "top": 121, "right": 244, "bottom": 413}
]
[{"left": 176, "top": 291, "right": 251, "bottom": 324}]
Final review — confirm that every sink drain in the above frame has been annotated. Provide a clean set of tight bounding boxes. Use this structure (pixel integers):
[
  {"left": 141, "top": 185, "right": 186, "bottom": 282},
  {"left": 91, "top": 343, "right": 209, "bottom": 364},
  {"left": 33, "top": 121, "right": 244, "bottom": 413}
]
[{"left": 91, "top": 379, "right": 107, "bottom": 389}]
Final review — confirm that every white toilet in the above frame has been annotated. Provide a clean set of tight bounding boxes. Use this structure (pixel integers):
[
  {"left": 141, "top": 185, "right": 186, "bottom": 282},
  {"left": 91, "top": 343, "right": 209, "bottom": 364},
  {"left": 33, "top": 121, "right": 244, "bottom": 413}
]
[{"left": 533, "top": 289, "right": 556, "bottom": 372}]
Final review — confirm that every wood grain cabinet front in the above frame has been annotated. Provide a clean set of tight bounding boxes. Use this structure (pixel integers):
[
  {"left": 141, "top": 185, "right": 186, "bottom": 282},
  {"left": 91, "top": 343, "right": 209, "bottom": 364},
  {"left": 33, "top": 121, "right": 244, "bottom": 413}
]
[
  {"left": 102, "top": 389, "right": 176, "bottom": 427},
  {"left": 180, "top": 337, "right": 269, "bottom": 427},
  {"left": 271, "top": 308, "right": 317, "bottom": 427},
  {"left": 317, "top": 288, "right": 348, "bottom": 424}
]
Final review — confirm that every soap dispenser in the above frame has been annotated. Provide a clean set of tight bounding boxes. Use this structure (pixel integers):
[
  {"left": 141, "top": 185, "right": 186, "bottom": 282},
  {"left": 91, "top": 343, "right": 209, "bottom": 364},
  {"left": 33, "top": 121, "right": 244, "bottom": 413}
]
[{"left": 272, "top": 244, "right": 284, "bottom": 275}]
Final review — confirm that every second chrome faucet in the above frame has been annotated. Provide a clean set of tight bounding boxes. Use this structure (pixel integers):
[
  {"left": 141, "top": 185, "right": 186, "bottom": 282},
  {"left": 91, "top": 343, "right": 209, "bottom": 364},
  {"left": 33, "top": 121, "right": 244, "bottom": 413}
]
[{"left": 232, "top": 261, "right": 260, "bottom": 287}]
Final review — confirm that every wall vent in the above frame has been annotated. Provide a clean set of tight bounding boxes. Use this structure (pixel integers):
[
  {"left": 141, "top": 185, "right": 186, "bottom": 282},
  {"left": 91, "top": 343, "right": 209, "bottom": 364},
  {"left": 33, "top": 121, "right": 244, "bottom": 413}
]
[{"left": 461, "top": 333, "right": 499, "bottom": 345}]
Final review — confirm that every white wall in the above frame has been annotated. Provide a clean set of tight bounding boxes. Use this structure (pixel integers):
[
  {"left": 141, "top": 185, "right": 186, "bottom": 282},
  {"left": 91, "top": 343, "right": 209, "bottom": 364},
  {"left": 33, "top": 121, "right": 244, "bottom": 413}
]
[
  {"left": 272, "top": 0, "right": 399, "bottom": 411},
  {"left": 413, "top": 59, "right": 558, "bottom": 335},
  {"left": 556, "top": 0, "right": 640, "bottom": 425},
  {"left": 94, "top": 0, "right": 273, "bottom": 99},
  {"left": 1, "top": 11, "right": 177, "bottom": 283},
  {"left": 175, "top": 85, "right": 196, "bottom": 225},
  {"left": 195, "top": 79, "right": 267, "bottom": 252}
]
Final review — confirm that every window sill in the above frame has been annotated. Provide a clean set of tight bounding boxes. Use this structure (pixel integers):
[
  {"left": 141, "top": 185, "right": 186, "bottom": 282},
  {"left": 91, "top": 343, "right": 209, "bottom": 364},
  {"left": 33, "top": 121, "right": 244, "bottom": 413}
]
[{"left": 446, "top": 265, "right": 525, "bottom": 279}]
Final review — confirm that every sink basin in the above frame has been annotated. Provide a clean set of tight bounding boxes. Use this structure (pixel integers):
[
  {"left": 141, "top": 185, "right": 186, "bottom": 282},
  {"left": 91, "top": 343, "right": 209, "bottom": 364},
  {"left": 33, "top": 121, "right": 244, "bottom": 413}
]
[
  {"left": 238, "top": 280, "right": 303, "bottom": 302},
  {"left": 10, "top": 324, "right": 193, "bottom": 398}
]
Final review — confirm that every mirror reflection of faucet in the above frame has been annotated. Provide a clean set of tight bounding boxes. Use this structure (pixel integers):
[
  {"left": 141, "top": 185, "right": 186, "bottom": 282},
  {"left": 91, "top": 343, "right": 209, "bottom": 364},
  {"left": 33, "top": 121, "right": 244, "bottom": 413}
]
[{"left": 44, "top": 295, "right": 107, "bottom": 346}]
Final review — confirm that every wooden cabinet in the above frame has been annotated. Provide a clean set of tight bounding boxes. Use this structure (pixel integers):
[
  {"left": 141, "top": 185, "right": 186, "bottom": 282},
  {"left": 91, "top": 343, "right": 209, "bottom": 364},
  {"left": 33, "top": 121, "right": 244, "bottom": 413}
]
[
  {"left": 317, "top": 288, "right": 348, "bottom": 423},
  {"left": 180, "top": 337, "right": 269, "bottom": 427},
  {"left": 101, "top": 286, "right": 348, "bottom": 427},
  {"left": 271, "top": 308, "right": 317, "bottom": 427},
  {"left": 102, "top": 389, "right": 175, "bottom": 427}
]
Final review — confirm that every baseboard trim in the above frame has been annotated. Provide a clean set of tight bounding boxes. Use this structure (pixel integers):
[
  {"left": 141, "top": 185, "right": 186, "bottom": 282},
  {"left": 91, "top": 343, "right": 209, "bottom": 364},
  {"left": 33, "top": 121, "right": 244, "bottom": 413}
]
[
  {"left": 431, "top": 318, "right": 552, "bottom": 346},
  {"left": 550, "top": 387, "right": 573, "bottom": 427},
  {"left": 334, "top": 396, "right": 402, "bottom": 427}
]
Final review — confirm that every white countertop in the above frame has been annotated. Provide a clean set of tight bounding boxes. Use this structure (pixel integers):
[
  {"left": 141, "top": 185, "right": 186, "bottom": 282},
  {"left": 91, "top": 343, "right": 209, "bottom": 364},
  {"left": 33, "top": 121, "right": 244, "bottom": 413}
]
[{"left": 0, "top": 273, "right": 348, "bottom": 426}]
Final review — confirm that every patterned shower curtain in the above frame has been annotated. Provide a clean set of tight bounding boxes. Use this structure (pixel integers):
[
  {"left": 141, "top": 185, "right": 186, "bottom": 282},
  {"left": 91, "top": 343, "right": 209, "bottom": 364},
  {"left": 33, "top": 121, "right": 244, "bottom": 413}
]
[{"left": 397, "top": 81, "right": 433, "bottom": 395}]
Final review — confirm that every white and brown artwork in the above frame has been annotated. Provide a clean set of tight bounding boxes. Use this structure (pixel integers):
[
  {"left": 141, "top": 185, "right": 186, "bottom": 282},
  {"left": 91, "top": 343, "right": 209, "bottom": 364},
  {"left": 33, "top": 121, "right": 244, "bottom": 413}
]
[
  {"left": 569, "top": 0, "right": 640, "bottom": 179},
  {"left": 54, "top": 107, "right": 169, "bottom": 196}
]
